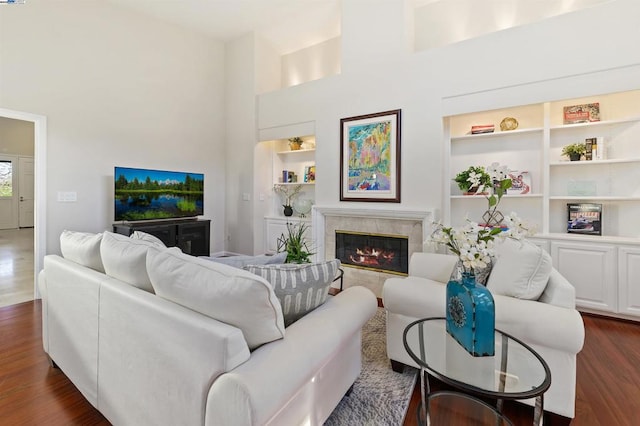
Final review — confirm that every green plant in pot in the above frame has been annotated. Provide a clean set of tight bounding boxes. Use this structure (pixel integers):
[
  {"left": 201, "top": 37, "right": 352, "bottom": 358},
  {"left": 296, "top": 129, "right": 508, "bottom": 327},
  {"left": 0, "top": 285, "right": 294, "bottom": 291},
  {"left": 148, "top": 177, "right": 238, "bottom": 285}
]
[
  {"left": 562, "top": 143, "right": 586, "bottom": 161},
  {"left": 454, "top": 166, "right": 492, "bottom": 194},
  {"left": 288, "top": 137, "right": 304, "bottom": 151},
  {"left": 277, "top": 222, "right": 314, "bottom": 263}
]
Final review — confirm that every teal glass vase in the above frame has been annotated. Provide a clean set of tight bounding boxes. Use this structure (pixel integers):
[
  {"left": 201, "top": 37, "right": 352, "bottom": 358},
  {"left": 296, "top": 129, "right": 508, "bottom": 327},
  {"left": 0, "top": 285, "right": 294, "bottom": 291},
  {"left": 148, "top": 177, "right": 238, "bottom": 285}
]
[{"left": 445, "top": 270, "right": 495, "bottom": 357}]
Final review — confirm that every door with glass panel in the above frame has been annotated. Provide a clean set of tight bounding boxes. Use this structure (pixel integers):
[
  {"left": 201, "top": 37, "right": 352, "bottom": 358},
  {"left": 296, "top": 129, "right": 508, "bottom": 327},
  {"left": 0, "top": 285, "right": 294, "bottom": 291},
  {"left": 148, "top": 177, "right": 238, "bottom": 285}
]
[{"left": 0, "top": 155, "right": 19, "bottom": 229}]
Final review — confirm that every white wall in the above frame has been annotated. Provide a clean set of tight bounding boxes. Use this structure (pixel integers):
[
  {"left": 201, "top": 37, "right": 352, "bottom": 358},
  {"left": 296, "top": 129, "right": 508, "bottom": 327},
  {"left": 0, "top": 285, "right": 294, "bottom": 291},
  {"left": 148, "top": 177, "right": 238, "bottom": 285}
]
[
  {"left": 225, "top": 34, "right": 258, "bottom": 255},
  {"left": 0, "top": 0, "right": 226, "bottom": 255},
  {"left": 257, "top": 0, "right": 640, "bottom": 225},
  {"left": 0, "top": 117, "right": 34, "bottom": 156},
  {"left": 414, "top": 0, "right": 611, "bottom": 51},
  {"left": 281, "top": 37, "right": 341, "bottom": 88}
]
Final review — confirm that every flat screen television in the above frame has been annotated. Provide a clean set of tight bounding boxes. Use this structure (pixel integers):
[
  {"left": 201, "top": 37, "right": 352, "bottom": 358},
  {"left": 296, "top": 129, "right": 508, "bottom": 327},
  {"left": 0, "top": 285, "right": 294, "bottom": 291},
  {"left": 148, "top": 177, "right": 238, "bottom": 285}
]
[{"left": 114, "top": 166, "right": 204, "bottom": 222}]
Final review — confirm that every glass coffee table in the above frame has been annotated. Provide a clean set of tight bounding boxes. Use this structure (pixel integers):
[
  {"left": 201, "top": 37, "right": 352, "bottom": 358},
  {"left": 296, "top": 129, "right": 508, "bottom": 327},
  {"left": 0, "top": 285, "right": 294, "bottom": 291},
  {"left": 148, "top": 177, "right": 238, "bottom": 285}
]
[{"left": 403, "top": 317, "right": 551, "bottom": 426}]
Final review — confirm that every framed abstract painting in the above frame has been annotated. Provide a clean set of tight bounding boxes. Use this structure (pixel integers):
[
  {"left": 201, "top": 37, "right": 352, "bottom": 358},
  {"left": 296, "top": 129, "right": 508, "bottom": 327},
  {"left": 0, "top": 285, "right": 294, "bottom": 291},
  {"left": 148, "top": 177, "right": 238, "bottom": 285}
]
[{"left": 340, "top": 109, "right": 401, "bottom": 202}]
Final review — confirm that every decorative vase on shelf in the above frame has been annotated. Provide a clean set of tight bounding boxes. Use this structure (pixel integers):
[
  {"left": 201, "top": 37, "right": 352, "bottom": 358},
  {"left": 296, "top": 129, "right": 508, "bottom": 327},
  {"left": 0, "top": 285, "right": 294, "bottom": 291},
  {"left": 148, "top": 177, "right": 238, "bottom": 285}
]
[
  {"left": 446, "top": 270, "right": 495, "bottom": 357},
  {"left": 283, "top": 205, "right": 293, "bottom": 217},
  {"left": 293, "top": 198, "right": 312, "bottom": 218}
]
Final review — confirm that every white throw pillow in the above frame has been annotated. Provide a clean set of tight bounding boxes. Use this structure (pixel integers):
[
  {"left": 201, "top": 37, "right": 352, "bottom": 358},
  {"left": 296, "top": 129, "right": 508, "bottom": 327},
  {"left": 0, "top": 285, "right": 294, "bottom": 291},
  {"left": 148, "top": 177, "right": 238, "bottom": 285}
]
[
  {"left": 130, "top": 231, "right": 166, "bottom": 247},
  {"left": 60, "top": 230, "right": 105, "bottom": 272},
  {"left": 147, "top": 247, "right": 285, "bottom": 350},
  {"left": 100, "top": 231, "right": 161, "bottom": 293},
  {"left": 487, "top": 238, "right": 552, "bottom": 300}
]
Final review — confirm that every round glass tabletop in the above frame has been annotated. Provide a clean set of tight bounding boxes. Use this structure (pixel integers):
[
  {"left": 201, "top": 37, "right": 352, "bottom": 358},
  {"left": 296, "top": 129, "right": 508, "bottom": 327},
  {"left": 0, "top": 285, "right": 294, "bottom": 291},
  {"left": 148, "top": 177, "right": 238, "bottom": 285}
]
[{"left": 403, "top": 317, "right": 551, "bottom": 400}]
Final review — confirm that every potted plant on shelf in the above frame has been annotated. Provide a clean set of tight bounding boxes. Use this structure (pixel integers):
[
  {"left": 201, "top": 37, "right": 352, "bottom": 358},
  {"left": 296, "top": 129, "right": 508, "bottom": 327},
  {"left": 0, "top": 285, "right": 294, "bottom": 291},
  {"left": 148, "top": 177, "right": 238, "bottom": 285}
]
[
  {"left": 561, "top": 143, "right": 586, "bottom": 161},
  {"left": 273, "top": 184, "right": 303, "bottom": 216},
  {"left": 277, "top": 222, "right": 314, "bottom": 263},
  {"left": 288, "top": 137, "right": 304, "bottom": 151},
  {"left": 454, "top": 166, "right": 492, "bottom": 194}
]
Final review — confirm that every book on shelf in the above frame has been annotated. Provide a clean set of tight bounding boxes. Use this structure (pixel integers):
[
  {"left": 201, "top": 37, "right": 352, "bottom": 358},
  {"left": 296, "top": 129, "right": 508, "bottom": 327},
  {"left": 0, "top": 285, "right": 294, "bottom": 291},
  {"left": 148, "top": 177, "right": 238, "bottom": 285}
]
[
  {"left": 563, "top": 103, "right": 600, "bottom": 124},
  {"left": 585, "top": 137, "right": 606, "bottom": 160},
  {"left": 567, "top": 203, "right": 602, "bottom": 236},
  {"left": 470, "top": 124, "right": 495, "bottom": 134},
  {"left": 585, "top": 138, "right": 594, "bottom": 160},
  {"left": 506, "top": 171, "right": 531, "bottom": 195},
  {"left": 304, "top": 165, "right": 316, "bottom": 183}
]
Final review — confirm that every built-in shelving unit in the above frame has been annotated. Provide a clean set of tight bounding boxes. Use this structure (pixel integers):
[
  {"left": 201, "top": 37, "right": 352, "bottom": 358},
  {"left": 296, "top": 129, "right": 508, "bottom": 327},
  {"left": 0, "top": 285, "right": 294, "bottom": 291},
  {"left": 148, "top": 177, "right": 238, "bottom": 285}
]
[{"left": 444, "top": 89, "right": 640, "bottom": 321}]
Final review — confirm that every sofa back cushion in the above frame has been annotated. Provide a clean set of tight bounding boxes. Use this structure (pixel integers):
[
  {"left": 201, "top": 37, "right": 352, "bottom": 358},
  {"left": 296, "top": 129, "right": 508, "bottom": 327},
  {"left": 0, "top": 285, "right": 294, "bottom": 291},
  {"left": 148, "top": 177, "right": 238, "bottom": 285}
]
[
  {"left": 100, "top": 231, "right": 165, "bottom": 293},
  {"left": 130, "top": 231, "right": 167, "bottom": 247},
  {"left": 487, "top": 238, "right": 552, "bottom": 300},
  {"left": 244, "top": 260, "right": 340, "bottom": 327},
  {"left": 146, "top": 248, "right": 285, "bottom": 350},
  {"left": 202, "top": 252, "right": 287, "bottom": 269},
  {"left": 60, "top": 230, "right": 105, "bottom": 272}
]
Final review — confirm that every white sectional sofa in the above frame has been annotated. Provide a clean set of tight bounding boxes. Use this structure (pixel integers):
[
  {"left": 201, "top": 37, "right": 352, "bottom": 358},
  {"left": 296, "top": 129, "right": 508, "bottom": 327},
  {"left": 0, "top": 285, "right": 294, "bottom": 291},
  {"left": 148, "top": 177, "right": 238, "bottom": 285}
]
[
  {"left": 38, "top": 231, "right": 377, "bottom": 426},
  {"left": 383, "top": 241, "right": 585, "bottom": 419}
]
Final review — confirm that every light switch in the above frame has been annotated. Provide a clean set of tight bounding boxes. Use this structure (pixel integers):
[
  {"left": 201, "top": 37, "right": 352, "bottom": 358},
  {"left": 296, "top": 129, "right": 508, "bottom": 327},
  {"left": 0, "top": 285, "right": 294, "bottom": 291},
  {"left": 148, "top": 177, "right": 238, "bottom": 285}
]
[
  {"left": 242, "top": 193, "right": 250, "bottom": 201},
  {"left": 57, "top": 191, "right": 77, "bottom": 202}
]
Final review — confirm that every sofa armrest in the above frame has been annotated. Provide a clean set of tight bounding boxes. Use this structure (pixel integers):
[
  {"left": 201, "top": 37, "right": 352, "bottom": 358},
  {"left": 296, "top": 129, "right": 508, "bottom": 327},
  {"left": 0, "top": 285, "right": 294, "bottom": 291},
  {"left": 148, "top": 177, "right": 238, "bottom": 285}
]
[
  {"left": 538, "top": 268, "right": 576, "bottom": 309},
  {"left": 206, "top": 286, "right": 377, "bottom": 426},
  {"left": 96, "top": 279, "right": 251, "bottom": 426},
  {"left": 408, "top": 252, "right": 457, "bottom": 282},
  {"left": 495, "top": 293, "right": 585, "bottom": 354}
]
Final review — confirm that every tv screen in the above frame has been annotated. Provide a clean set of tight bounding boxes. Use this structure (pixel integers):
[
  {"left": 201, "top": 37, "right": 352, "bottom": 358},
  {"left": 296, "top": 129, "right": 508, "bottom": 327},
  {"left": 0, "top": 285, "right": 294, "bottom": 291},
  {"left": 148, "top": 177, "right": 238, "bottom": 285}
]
[{"left": 114, "top": 166, "right": 204, "bottom": 222}]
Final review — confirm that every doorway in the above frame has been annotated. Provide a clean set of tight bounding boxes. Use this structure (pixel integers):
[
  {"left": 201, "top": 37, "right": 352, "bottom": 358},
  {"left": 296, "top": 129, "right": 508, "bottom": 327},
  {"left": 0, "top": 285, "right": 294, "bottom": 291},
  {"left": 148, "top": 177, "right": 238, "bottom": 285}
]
[{"left": 0, "top": 109, "right": 47, "bottom": 305}]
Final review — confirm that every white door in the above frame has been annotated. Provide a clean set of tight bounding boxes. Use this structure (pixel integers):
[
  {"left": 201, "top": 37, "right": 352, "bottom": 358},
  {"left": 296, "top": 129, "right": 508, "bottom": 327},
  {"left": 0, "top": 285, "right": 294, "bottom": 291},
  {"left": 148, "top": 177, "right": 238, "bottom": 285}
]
[
  {"left": 18, "top": 156, "right": 34, "bottom": 228},
  {"left": 0, "top": 155, "right": 19, "bottom": 230}
]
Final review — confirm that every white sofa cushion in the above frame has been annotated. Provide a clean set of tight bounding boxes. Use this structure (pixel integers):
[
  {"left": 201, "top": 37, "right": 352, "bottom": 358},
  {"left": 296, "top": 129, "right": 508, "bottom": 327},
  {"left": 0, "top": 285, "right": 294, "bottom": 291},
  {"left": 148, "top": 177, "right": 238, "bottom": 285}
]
[
  {"left": 202, "top": 252, "right": 287, "bottom": 269},
  {"left": 146, "top": 247, "right": 285, "bottom": 350},
  {"left": 60, "top": 230, "right": 105, "bottom": 272},
  {"left": 100, "top": 231, "right": 162, "bottom": 293},
  {"left": 130, "top": 230, "right": 166, "bottom": 247},
  {"left": 487, "top": 238, "right": 552, "bottom": 300},
  {"left": 244, "top": 260, "right": 339, "bottom": 327}
]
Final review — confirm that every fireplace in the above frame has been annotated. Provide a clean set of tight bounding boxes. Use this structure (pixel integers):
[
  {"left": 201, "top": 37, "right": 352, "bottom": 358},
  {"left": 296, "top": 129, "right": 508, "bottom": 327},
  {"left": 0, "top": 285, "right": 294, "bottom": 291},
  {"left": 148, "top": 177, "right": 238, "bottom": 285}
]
[{"left": 335, "top": 231, "right": 409, "bottom": 276}]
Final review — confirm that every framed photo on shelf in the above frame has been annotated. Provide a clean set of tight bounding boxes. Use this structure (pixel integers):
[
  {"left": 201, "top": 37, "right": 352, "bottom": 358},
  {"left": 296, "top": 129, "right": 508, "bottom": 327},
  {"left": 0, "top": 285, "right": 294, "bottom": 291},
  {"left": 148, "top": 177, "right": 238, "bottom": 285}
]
[
  {"left": 567, "top": 203, "right": 602, "bottom": 236},
  {"left": 340, "top": 109, "right": 401, "bottom": 202},
  {"left": 506, "top": 171, "right": 531, "bottom": 195}
]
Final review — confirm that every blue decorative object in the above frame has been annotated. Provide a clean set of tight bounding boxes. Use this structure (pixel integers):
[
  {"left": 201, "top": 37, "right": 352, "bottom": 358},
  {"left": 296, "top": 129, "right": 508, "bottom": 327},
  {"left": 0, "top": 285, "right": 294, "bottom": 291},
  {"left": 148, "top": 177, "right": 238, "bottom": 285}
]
[{"left": 446, "top": 271, "right": 495, "bottom": 357}]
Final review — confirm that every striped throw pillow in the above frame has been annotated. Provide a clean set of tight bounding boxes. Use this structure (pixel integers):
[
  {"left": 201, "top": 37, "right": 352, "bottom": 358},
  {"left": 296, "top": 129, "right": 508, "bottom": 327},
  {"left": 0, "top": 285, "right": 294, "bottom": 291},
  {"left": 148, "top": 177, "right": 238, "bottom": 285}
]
[{"left": 245, "top": 259, "right": 340, "bottom": 327}]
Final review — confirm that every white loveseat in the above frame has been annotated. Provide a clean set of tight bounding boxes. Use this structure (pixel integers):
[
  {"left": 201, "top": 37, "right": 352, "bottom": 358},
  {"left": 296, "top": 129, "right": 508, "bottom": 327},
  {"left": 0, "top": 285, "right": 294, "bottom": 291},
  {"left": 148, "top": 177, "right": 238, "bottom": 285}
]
[
  {"left": 39, "top": 231, "right": 377, "bottom": 426},
  {"left": 383, "top": 242, "right": 585, "bottom": 419}
]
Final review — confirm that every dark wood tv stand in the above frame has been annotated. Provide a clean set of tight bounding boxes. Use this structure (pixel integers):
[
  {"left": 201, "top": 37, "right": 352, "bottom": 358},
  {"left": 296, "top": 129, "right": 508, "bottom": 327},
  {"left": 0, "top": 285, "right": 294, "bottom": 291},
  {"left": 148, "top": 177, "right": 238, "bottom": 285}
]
[{"left": 113, "top": 218, "right": 210, "bottom": 256}]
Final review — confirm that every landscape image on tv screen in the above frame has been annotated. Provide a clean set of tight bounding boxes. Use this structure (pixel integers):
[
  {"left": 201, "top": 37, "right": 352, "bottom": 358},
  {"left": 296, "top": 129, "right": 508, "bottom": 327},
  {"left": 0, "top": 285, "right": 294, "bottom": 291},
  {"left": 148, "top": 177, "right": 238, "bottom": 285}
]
[{"left": 114, "top": 167, "right": 204, "bottom": 221}]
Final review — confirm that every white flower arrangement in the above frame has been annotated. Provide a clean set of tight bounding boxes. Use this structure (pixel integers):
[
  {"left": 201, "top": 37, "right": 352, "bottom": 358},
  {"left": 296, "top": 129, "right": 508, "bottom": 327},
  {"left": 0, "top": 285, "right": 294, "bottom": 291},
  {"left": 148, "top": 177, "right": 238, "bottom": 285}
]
[{"left": 430, "top": 213, "right": 536, "bottom": 273}]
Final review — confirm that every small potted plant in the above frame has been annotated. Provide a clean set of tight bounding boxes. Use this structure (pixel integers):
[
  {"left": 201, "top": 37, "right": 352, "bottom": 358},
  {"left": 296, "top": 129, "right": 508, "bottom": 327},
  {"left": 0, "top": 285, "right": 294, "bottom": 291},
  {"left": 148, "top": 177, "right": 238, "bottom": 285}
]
[
  {"left": 454, "top": 166, "right": 491, "bottom": 194},
  {"left": 288, "top": 137, "right": 304, "bottom": 151},
  {"left": 277, "top": 222, "right": 314, "bottom": 263},
  {"left": 273, "top": 184, "right": 303, "bottom": 216},
  {"left": 561, "top": 143, "right": 586, "bottom": 161}
]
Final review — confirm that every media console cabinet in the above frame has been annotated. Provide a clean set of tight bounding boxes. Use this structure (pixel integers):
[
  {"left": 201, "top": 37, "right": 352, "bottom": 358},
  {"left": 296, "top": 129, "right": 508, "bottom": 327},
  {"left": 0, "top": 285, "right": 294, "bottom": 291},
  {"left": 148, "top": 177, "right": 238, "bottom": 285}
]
[{"left": 113, "top": 219, "right": 210, "bottom": 256}]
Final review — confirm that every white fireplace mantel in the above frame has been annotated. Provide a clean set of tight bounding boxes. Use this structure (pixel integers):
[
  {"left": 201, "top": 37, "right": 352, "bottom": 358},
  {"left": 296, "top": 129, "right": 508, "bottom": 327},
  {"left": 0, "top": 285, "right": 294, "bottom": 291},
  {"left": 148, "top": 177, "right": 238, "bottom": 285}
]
[{"left": 312, "top": 205, "right": 436, "bottom": 262}]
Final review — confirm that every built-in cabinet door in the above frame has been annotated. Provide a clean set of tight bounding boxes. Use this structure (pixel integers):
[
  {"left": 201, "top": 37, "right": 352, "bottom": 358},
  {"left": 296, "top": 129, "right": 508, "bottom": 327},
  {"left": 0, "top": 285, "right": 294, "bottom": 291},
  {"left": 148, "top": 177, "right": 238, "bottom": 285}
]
[
  {"left": 551, "top": 241, "right": 617, "bottom": 313},
  {"left": 264, "top": 217, "right": 312, "bottom": 254},
  {"left": 618, "top": 247, "right": 640, "bottom": 317}
]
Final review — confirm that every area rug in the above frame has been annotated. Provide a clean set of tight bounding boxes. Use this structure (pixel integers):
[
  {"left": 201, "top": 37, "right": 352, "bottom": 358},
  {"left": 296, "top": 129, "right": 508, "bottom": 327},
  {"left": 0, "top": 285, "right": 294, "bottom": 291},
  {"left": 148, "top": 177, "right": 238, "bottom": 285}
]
[{"left": 324, "top": 308, "right": 418, "bottom": 425}]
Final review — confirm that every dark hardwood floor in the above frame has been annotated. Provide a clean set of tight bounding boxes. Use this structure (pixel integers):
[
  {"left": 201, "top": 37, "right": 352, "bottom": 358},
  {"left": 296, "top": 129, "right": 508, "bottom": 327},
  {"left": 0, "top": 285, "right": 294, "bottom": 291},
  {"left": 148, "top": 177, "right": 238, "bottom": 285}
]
[{"left": 1, "top": 301, "right": 639, "bottom": 425}]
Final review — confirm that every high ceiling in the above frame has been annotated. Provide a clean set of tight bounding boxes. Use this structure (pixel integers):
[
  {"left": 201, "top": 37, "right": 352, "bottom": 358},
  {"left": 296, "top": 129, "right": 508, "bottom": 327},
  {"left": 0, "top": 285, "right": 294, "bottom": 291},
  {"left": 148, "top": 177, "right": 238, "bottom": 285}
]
[{"left": 106, "top": 0, "right": 341, "bottom": 55}]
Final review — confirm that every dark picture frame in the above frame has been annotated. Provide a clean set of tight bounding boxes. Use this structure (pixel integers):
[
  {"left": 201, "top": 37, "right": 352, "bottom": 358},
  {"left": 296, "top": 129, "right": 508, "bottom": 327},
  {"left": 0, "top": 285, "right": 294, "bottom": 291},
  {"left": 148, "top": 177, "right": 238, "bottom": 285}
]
[
  {"left": 567, "top": 203, "right": 602, "bottom": 236},
  {"left": 340, "top": 109, "right": 401, "bottom": 202}
]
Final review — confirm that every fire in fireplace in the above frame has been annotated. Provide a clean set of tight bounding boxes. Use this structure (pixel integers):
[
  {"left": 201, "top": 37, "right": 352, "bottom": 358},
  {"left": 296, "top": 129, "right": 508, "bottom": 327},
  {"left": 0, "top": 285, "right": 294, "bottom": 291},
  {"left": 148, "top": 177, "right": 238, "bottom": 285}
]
[{"left": 335, "top": 230, "right": 409, "bottom": 275}]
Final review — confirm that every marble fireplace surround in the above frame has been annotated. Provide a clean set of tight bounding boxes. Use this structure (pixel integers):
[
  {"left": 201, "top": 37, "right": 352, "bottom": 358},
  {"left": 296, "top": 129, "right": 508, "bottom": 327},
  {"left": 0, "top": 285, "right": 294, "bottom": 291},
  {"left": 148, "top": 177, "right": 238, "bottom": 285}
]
[{"left": 312, "top": 206, "right": 435, "bottom": 297}]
